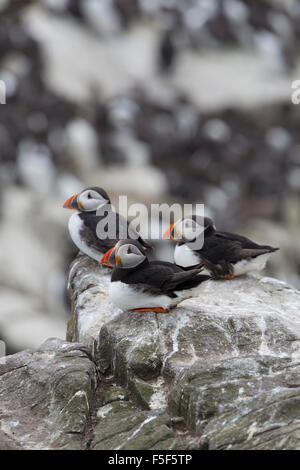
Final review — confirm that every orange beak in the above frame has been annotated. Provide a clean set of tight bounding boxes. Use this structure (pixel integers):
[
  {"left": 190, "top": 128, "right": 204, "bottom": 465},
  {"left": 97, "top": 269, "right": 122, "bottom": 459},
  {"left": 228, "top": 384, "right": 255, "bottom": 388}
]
[
  {"left": 100, "top": 247, "right": 116, "bottom": 267},
  {"left": 63, "top": 193, "right": 78, "bottom": 210},
  {"left": 163, "top": 222, "right": 176, "bottom": 241}
]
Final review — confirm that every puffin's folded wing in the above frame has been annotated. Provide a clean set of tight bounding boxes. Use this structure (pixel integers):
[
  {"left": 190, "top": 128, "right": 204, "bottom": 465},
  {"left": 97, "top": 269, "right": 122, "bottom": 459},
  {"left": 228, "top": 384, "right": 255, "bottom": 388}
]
[
  {"left": 79, "top": 213, "right": 117, "bottom": 252},
  {"left": 232, "top": 247, "right": 279, "bottom": 261},
  {"left": 201, "top": 239, "right": 242, "bottom": 264},
  {"left": 161, "top": 269, "right": 210, "bottom": 291},
  {"left": 80, "top": 211, "right": 152, "bottom": 251},
  {"left": 215, "top": 238, "right": 279, "bottom": 263},
  {"left": 216, "top": 231, "right": 279, "bottom": 252}
]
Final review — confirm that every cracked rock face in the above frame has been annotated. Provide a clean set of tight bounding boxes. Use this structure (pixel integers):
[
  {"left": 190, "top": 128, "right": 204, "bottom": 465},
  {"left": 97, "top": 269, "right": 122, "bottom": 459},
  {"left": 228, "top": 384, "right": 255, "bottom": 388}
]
[
  {"left": 92, "top": 407, "right": 178, "bottom": 450},
  {"left": 0, "top": 338, "right": 97, "bottom": 450},
  {"left": 68, "top": 254, "right": 300, "bottom": 450},
  {"left": 2, "top": 254, "right": 300, "bottom": 450}
]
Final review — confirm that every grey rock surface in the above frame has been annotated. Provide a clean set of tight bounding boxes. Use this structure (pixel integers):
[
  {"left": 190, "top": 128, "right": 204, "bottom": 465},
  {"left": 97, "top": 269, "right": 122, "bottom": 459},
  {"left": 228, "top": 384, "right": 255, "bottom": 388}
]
[
  {"left": 2, "top": 253, "right": 300, "bottom": 450},
  {"left": 0, "top": 338, "right": 97, "bottom": 450},
  {"left": 92, "top": 407, "right": 179, "bottom": 450},
  {"left": 67, "top": 254, "right": 300, "bottom": 450}
]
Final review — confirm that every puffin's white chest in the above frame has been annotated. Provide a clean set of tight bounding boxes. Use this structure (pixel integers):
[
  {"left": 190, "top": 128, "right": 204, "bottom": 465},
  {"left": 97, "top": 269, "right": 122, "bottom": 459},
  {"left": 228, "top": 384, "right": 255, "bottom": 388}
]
[
  {"left": 174, "top": 243, "right": 200, "bottom": 268},
  {"left": 233, "top": 253, "right": 272, "bottom": 276},
  {"left": 109, "top": 281, "right": 176, "bottom": 311},
  {"left": 68, "top": 213, "right": 103, "bottom": 262}
]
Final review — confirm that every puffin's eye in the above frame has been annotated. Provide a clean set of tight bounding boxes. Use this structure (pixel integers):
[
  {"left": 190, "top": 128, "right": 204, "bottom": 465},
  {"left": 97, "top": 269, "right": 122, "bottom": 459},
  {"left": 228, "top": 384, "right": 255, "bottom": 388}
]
[
  {"left": 87, "top": 193, "right": 92, "bottom": 199},
  {"left": 127, "top": 247, "right": 132, "bottom": 254}
]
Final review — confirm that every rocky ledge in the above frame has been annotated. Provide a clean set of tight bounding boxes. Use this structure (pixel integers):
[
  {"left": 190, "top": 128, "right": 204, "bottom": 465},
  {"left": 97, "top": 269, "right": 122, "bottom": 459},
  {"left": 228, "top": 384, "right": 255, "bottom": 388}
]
[{"left": 1, "top": 253, "right": 300, "bottom": 450}]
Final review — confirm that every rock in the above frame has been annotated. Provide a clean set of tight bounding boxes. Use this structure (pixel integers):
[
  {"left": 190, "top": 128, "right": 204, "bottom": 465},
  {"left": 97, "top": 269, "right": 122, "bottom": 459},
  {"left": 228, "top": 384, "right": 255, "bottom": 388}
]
[
  {"left": 91, "top": 409, "right": 179, "bottom": 450},
  {"left": 100, "top": 386, "right": 129, "bottom": 406},
  {"left": 0, "top": 338, "right": 97, "bottom": 450},
  {"left": 66, "top": 253, "right": 115, "bottom": 345},
  {"left": 0, "top": 430, "right": 24, "bottom": 450},
  {"left": 68, "top": 254, "right": 300, "bottom": 449},
  {"left": 129, "top": 377, "right": 156, "bottom": 410},
  {"left": 97, "top": 400, "right": 134, "bottom": 419},
  {"left": 3, "top": 253, "right": 300, "bottom": 450},
  {"left": 199, "top": 387, "right": 300, "bottom": 450}
]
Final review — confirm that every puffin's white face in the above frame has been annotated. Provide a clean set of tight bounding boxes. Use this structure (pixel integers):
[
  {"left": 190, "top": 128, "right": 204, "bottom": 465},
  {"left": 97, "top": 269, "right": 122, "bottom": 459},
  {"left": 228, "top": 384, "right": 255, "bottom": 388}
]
[
  {"left": 116, "top": 243, "right": 146, "bottom": 269},
  {"left": 172, "top": 218, "right": 203, "bottom": 242},
  {"left": 77, "top": 189, "right": 109, "bottom": 212}
]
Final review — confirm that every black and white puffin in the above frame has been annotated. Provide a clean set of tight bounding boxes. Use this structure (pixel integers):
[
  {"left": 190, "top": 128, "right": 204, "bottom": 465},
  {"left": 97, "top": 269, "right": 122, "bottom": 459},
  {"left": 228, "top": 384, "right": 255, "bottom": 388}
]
[
  {"left": 63, "top": 187, "right": 151, "bottom": 262},
  {"left": 163, "top": 216, "right": 279, "bottom": 279},
  {"left": 100, "top": 239, "right": 210, "bottom": 313}
]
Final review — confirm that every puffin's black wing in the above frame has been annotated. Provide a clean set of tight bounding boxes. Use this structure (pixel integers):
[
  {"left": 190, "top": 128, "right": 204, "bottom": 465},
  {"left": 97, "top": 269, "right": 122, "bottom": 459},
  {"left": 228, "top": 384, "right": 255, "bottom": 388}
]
[
  {"left": 79, "top": 212, "right": 152, "bottom": 252},
  {"left": 161, "top": 270, "right": 210, "bottom": 291},
  {"left": 122, "top": 262, "right": 209, "bottom": 293},
  {"left": 216, "top": 231, "right": 278, "bottom": 252},
  {"left": 200, "top": 232, "right": 278, "bottom": 264},
  {"left": 79, "top": 212, "right": 118, "bottom": 252}
]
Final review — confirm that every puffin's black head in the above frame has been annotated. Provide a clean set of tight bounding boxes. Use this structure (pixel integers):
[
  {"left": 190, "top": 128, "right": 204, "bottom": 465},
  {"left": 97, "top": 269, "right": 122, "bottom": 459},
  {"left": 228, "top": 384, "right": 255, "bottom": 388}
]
[
  {"left": 63, "top": 187, "right": 111, "bottom": 212},
  {"left": 100, "top": 239, "right": 147, "bottom": 269},
  {"left": 163, "top": 216, "right": 215, "bottom": 243}
]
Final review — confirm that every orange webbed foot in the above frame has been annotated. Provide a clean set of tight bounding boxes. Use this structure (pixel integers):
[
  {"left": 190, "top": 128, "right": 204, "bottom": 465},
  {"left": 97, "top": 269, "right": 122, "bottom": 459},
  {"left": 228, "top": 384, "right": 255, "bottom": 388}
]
[
  {"left": 133, "top": 307, "right": 171, "bottom": 314},
  {"left": 225, "top": 273, "right": 235, "bottom": 280}
]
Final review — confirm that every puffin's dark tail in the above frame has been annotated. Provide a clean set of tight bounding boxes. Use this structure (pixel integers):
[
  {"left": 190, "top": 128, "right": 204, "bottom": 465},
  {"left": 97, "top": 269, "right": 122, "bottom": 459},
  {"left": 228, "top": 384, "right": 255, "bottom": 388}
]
[
  {"left": 241, "top": 246, "right": 279, "bottom": 258},
  {"left": 179, "top": 262, "right": 205, "bottom": 271}
]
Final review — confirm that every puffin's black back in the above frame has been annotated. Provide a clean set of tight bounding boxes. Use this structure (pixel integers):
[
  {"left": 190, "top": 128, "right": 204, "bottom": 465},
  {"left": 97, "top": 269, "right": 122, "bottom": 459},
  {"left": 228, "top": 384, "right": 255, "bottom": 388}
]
[
  {"left": 79, "top": 210, "right": 152, "bottom": 253},
  {"left": 200, "top": 230, "right": 278, "bottom": 264},
  {"left": 111, "top": 259, "right": 210, "bottom": 294}
]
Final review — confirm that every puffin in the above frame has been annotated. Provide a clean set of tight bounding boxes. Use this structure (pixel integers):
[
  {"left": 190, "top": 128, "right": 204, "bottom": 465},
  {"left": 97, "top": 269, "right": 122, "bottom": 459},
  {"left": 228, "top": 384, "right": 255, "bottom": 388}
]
[
  {"left": 163, "top": 216, "right": 279, "bottom": 279},
  {"left": 63, "top": 187, "right": 151, "bottom": 262},
  {"left": 100, "top": 239, "right": 210, "bottom": 313}
]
